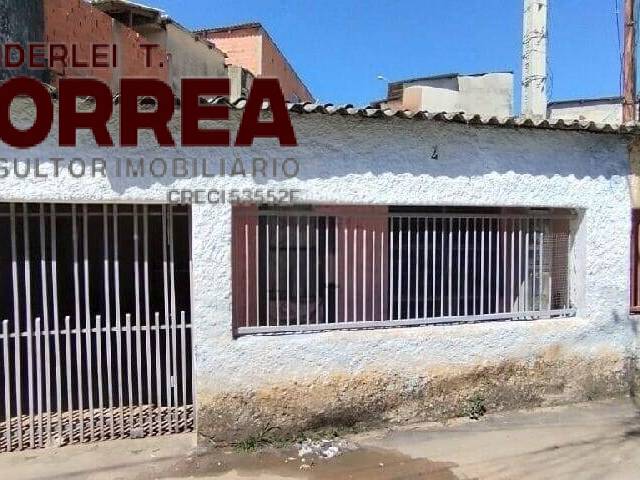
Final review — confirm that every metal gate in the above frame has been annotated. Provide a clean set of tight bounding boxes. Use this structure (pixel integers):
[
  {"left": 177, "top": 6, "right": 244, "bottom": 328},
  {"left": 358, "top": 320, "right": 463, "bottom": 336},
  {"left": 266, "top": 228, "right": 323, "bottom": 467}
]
[{"left": 0, "top": 203, "right": 193, "bottom": 452}]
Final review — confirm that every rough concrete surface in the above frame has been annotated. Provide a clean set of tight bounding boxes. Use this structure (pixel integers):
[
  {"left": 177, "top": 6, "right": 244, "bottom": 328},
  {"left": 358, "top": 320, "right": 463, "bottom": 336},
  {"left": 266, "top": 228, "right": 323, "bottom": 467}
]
[{"left": 1, "top": 398, "right": 639, "bottom": 479}]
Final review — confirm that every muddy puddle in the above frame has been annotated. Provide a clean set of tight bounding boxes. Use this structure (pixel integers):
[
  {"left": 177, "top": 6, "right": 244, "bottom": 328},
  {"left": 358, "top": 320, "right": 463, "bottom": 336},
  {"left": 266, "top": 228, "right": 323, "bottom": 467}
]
[{"left": 153, "top": 445, "right": 463, "bottom": 479}]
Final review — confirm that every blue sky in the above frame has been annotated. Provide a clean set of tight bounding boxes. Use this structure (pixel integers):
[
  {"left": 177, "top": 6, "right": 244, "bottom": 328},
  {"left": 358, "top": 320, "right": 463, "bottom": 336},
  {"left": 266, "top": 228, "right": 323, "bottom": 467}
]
[{"left": 146, "top": 0, "right": 624, "bottom": 111}]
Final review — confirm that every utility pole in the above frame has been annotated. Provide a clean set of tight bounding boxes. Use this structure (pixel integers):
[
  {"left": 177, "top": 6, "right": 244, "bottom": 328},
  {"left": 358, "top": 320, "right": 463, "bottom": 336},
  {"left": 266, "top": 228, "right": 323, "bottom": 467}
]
[
  {"left": 623, "top": 0, "right": 637, "bottom": 123},
  {"left": 521, "top": 0, "right": 548, "bottom": 118}
]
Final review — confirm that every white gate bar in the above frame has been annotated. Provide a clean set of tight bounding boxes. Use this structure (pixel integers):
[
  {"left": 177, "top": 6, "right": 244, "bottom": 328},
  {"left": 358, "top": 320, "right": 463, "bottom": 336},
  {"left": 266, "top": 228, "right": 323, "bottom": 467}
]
[
  {"left": 363, "top": 227, "right": 368, "bottom": 322},
  {"left": 2, "top": 320, "right": 11, "bottom": 451},
  {"left": 488, "top": 219, "right": 493, "bottom": 314},
  {"left": 257, "top": 216, "right": 260, "bottom": 327},
  {"left": 180, "top": 311, "right": 187, "bottom": 430},
  {"left": 83, "top": 205, "right": 94, "bottom": 440},
  {"left": 297, "top": 217, "right": 301, "bottom": 325},
  {"left": 113, "top": 205, "right": 124, "bottom": 434},
  {"left": 335, "top": 218, "right": 339, "bottom": 324},
  {"left": 344, "top": 219, "right": 348, "bottom": 322},
  {"left": 10, "top": 204, "right": 23, "bottom": 449},
  {"left": 440, "top": 219, "right": 445, "bottom": 317},
  {"left": 480, "top": 218, "right": 485, "bottom": 316},
  {"left": 51, "top": 205, "right": 62, "bottom": 442},
  {"left": 95, "top": 315, "right": 103, "bottom": 437},
  {"left": 244, "top": 222, "right": 249, "bottom": 327},
  {"left": 397, "top": 219, "right": 402, "bottom": 320},
  {"left": 170, "top": 311, "right": 178, "bottom": 433},
  {"left": 23, "top": 204, "right": 35, "bottom": 448},
  {"left": 266, "top": 218, "right": 270, "bottom": 327},
  {"left": 457, "top": 219, "right": 461, "bottom": 316},
  {"left": 125, "top": 313, "right": 133, "bottom": 434},
  {"left": 63, "top": 316, "right": 72, "bottom": 442},
  {"left": 35, "top": 317, "right": 43, "bottom": 447},
  {"left": 389, "top": 217, "right": 394, "bottom": 320},
  {"left": 102, "top": 205, "right": 114, "bottom": 438},
  {"left": 432, "top": 219, "right": 437, "bottom": 318},
  {"left": 286, "top": 217, "right": 290, "bottom": 326},
  {"left": 352, "top": 226, "right": 357, "bottom": 323},
  {"left": 315, "top": 217, "right": 319, "bottom": 324},
  {"left": 154, "top": 312, "right": 162, "bottom": 435},
  {"left": 143, "top": 206, "right": 152, "bottom": 434},
  {"left": 164, "top": 309, "right": 171, "bottom": 434},
  {"left": 276, "top": 218, "right": 280, "bottom": 326},
  {"left": 448, "top": 218, "right": 453, "bottom": 317},
  {"left": 305, "top": 219, "right": 310, "bottom": 324},
  {"left": 133, "top": 205, "right": 143, "bottom": 429},
  {"left": 38, "top": 205, "right": 52, "bottom": 444},
  {"left": 423, "top": 219, "right": 428, "bottom": 319},
  {"left": 71, "top": 204, "right": 84, "bottom": 442},
  {"left": 524, "top": 219, "right": 530, "bottom": 311},
  {"left": 168, "top": 207, "right": 178, "bottom": 432},
  {"left": 510, "top": 218, "right": 515, "bottom": 310},
  {"left": 406, "top": 219, "right": 411, "bottom": 320},
  {"left": 326, "top": 217, "right": 330, "bottom": 324}
]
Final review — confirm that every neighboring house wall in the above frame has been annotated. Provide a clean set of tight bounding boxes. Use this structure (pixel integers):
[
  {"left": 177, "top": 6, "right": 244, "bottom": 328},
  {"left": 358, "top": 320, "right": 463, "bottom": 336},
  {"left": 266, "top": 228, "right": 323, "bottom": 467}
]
[
  {"left": 0, "top": 0, "right": 45, "bottom": 81},
  {"left": 548, "top": 99, "right": 624, "bottom": 123},
  {"left": 201, "top": 24, "right": 313, "bottom": 102},
  {"left": 383, "top": 73, "right": 513, "bottom": 116},
  {"left": 140, "top": 22, "right": 226, "bottom": 96},
  {"left": 42, "top": 0, "right": 168, "bottom": 89},
  {"left": 260, "top": 32, "right": 312, "bottom": 102},
  {"left": 3, "top": 102, "right": 636, "bottom": 443}
]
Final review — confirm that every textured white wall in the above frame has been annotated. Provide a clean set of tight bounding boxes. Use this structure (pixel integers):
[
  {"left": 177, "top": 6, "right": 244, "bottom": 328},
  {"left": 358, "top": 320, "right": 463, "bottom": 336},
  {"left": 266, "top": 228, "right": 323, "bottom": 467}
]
[{"left": 0, "top": 104, "right": 635, "bottom": 396}]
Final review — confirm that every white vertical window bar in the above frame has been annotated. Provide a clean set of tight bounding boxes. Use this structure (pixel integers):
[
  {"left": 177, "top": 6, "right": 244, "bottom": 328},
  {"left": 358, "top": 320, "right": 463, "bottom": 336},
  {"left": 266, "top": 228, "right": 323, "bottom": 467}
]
[
  {"left": 363, "top": 225, "right": 368, "bottom": 322},
  {"left": 448, "top": 218, "right": 453, "bottom": 317},
  {"left": 169, "top": 208, "right": 178, "bottom": 432},
  {"left": 389, "top": 217, "right": 394, "bottom": 320},
  {"left": 306, "top": 218, "right": 310, "bottom": 324},
  {"left": 95, "top": 315, "right": 103, "bottom": 438},
  {"left": 266, "top": 218, "right": 270, "bottom": 327},
  {"left": 133, "top": 205, "right": 143, "bottom": 431},
  {"left": 82, "top": 205, "right": 94, "bottom": 441},
  {"left": 10, "top": 204, "right": 23, "bottom": 450},
  {"left": 414, "top": 220, "right": 419, "bottom": 319},
  {"left": 495, "top": 219, "right": 500, "bottom": 314},
  {"left": 372, "top": 224, "right": 376, "bottom": 321},
  {"left": 2, "top": 320, "right": 11, "bottom": 451},
  {"left": 23, "top": 204, "right": 35, "bottom": 448},
  {"left": 51, "top": 205, "right": 62, "bottom": 443},
  {"left": 154, "top": 312, "right": 162, "bottom": 435},
  {"left": 297, "top": 216, "right": 301, "bottom": 325},
  {"left": 398, "top": 218, "right": 403, "bottom": 320},
  {"left": 518, "top": 218, "right": 523, "bottom": 312},
  {"left": 380, "top": 228, "right": 385, "bottom": 321},
  {"left": 325, "top": 217, "right": 329, "bottom": 324},
  {"left": 407, "top": 218, "right": 411, "bottom": 319},
  {"left": 180, "top": 311, "right": 187, "bottom": 432},
  {"left": 244, "top": 221, "right": 249, "bottom": 327},
  {"left": 432, "top": 219, "right": 437, "bottom": 318},
  {"left": 457, "top": 219, "right": 461, "bottom": 316},
  {"left": 510, "top": 218, "right": 515, "bottom": 312},
  {"left": 256, "top": 216, "right": 260, "bottom": 327},
  {"left": 315, "top": 217, "right": 319, "bottom": 324},
  {"left": 335, "top": 217, "right": 339, "bottom": 323},
  {"left": 440, "top": 219, "right": 445, "bottom": 317},
  {"left": 275, "top": 218, "right": 280, "bottom": 326},
  {"left": 344, "top": 218, "right": 348, "bottom": 322},
  {"left": 35, "top": 317, "right": 42, "bottom": 447},
  {"left": 524, "top": 218, "right": 530, "bottom": 312},
  {"left": 63, "top": 316, "right": 72, "bottom": 441},
  {"left": 471, "top": 218, "right": 477, "bottom": 316},
  {"left": 114, "top": 206, "right": 124, "bottom": 435},
  {"left": 352, "top": 226, "right": 357, "bottom": 323},
  {"left": 38, "top": 205, "right": 52, "bottom": 445},
  {"left": 124, "top": 313, "right": 133, "bottom": 434},
  {"left": 102, "top": 206, "right": 114, "bottom": 438},
  {"left": 488, "top": 219, "right": 493, "bottom": 314},
  {"left": 286, "top": 217, "right": 290, "bottom": 326},
  {"left": 503, "top": 219, "right": 508, "bottom": 314},
  {"left": 480, "top": 218, "right": 485, "bottom": 316},
  {"left": 143, "top": 206, "right": 152, "bottom": 435},
  {"left": 463, "top": 218, "right": 469, "bottom": 316},
  {"left": 423, "top": 218, "right": 428, "bottom": 319},
  {"left": 539, "top": 220, "right": 546, "bottom": 311},
  {"left": 532, "top": 219, "right": 538, "bottom": 311}
]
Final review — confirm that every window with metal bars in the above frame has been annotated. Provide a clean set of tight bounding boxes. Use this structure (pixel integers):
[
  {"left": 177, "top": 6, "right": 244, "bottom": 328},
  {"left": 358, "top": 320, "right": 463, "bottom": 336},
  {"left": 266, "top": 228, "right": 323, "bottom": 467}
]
[{"left": 231, "top": 205, "right": 575, "bottom": 335}]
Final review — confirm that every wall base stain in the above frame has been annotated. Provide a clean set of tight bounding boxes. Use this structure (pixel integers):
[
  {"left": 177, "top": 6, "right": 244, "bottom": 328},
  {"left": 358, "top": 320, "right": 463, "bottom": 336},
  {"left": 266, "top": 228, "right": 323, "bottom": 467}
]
[{"left": 196, "top": 349, "right": 639, "bottom": 445}]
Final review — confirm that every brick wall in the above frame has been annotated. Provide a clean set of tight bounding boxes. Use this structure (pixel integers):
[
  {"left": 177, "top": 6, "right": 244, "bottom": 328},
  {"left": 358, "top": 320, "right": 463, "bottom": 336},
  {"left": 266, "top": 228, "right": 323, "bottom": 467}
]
[
  {"left": 43, "top": 0, "right": 168, "bottom": 90},
  {"left": 204, "top": 25, "right": 312, "bottom": 102},
  {"left": 203, "top": 27, "right": 261, "bottom": 76}
]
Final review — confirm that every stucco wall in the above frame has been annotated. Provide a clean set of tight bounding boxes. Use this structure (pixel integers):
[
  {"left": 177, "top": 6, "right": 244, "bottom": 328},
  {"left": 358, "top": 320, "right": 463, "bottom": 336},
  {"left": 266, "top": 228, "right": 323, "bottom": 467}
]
[
  {"left": 0, "top": 101, "right": 637, "bottom": 442},
  {"left": 548, "top": 101, "right": 623, "bottom": 124}
]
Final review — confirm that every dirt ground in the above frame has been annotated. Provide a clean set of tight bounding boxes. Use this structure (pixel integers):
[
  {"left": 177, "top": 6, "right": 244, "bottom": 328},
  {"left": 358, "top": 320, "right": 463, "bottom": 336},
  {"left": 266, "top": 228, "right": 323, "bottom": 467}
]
[{"left": 2, "top": 398, "right": 640, "bottom": 480}]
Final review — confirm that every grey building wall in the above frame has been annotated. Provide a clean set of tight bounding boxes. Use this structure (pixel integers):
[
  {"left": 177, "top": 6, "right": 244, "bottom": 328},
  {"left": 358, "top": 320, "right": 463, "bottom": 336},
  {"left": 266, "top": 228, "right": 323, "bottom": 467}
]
[{"left": 0, "top": 0, "right": 46, "bottom": 81}]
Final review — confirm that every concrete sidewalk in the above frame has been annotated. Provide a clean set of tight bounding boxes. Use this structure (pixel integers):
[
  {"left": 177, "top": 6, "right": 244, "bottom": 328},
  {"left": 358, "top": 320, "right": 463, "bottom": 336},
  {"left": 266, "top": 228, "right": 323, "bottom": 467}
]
[{"left": 1, "top": 398, "right": 639, "bottom": 479}]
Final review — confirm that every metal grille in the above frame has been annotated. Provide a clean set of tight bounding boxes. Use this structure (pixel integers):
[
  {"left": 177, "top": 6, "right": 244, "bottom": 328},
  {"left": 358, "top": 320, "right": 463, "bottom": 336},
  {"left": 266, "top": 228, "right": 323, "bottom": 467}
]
[
  {"left": 233, "top": 207, "right": 574, "bottom": 335},
  {"left": 0, "top": 203, "right": 193, "bottom": 452}
]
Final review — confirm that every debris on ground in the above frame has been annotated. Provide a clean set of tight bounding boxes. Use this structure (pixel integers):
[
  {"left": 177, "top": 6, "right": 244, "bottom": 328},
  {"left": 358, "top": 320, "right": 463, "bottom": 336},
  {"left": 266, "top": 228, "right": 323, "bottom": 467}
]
[{"left": 296, "top": 438, "right": 358, "bottom": 460}]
